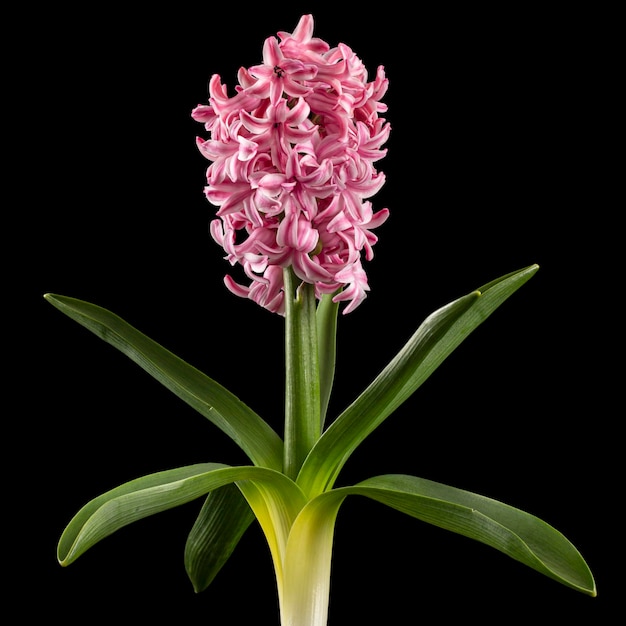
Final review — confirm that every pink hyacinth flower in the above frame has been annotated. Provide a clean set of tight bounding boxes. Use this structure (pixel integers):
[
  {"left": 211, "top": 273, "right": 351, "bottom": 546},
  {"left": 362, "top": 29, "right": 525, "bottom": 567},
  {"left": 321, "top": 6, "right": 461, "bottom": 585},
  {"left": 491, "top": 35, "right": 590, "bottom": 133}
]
[{"left": 193, "top": 14, "right": 390, "bottom": 314}]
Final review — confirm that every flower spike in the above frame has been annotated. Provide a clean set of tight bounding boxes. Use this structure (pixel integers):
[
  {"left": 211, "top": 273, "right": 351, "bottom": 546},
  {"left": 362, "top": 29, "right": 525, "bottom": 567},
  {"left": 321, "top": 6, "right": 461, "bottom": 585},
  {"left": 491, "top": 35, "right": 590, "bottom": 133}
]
[{"left": 192, "top": 14, "right": 390, "bottom": 314}]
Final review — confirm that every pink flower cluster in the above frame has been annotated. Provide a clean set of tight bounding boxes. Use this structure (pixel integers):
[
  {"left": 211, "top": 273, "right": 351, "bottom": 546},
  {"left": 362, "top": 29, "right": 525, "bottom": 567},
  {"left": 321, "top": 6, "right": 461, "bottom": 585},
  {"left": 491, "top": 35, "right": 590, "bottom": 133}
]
[{"left": 192, "top": 15, "right": 390, "bottom": 314}]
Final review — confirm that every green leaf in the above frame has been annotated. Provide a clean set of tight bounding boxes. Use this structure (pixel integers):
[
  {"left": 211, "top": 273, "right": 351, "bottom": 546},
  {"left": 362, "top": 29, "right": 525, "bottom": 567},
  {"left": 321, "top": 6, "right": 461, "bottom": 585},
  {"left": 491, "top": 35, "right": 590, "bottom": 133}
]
[
  {"left": 44, "top": 294, "right": 283, "bottom": 470},
  {"left": 280, "top": 471, "right": 595, "bottom": 621},
  {"left": 58, "top": 463, "right": 304, "bottom": 566},
  {"left": 316, "top": 292, "right": 339, "bottom": 429},
  {"left": 184, "top": 484, "right": 255, "bottom": 593},
  {"left": 297, "top": 264, "right": 539, "bottom": 498},
  {"left": 346, "top": 474, "right": 597, "bottom": 596}
]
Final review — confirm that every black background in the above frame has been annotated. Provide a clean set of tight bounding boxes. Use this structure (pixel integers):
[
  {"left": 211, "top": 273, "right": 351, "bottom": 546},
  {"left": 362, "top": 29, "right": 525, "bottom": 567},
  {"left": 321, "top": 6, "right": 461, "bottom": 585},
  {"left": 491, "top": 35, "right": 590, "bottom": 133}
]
[{"left": 14, "top": 3, "right": 618, "bottom": 623}]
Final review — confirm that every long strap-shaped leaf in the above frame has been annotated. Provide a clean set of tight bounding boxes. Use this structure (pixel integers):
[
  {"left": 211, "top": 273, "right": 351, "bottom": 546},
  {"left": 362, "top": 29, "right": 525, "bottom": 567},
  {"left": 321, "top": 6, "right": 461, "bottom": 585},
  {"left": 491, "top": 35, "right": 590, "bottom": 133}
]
[
  {"left": 316, "top": 292, "right": 339, "bottom": 430},
  {"left": 281, "top": 473, "right": 595, "bottom": 625},
  {"left": 44, "top": 294, "right": 283, "bottom": 470},
  {"left": 297, "top": 264, "right": 539, "bottom": 497},
  {"left": 58, "top": 463, "right": 305, "bottom": 566},
  {"left": 352, "top": 474, "right": 596, "bottom": 595},
  {"left": 184, "top": 484, "right": 255, "bottom": 592}
]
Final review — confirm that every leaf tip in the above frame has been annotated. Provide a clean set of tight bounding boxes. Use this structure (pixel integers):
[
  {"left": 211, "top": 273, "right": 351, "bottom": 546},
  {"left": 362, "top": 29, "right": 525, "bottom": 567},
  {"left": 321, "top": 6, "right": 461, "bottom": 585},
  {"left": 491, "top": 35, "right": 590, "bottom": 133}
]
[
  {"left": 57, "top": 547, "right": 72, "bottom": 568},
  {"left": 44, "top": 293, "right": 62, "bottom": 306}
]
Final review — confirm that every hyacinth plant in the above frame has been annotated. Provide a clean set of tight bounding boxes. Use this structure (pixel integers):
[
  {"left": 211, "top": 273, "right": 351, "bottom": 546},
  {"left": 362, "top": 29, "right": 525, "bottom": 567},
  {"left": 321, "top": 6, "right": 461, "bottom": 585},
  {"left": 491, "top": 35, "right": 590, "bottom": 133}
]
[{"left": 46, "top": 14, "right": 595, "bottom": 626}]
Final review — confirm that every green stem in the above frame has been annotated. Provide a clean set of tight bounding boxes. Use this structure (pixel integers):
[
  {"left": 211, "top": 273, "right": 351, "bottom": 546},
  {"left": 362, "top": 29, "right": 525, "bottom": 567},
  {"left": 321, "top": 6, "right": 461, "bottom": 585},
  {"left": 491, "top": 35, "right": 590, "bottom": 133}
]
[
  {"left": 316, "top": 292, "right": 339, "bottom": 430},
  {"left": 283, "top": 268, "right": 321, "bottom": 480}
]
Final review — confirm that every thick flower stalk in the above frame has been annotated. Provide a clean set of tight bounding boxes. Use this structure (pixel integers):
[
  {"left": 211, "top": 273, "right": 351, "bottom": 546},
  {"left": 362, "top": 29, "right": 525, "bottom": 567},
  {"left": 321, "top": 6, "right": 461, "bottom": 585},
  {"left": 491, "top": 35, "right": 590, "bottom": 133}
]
[{"left": 192, "top": 14, "right": 390, "bottom": 314}]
